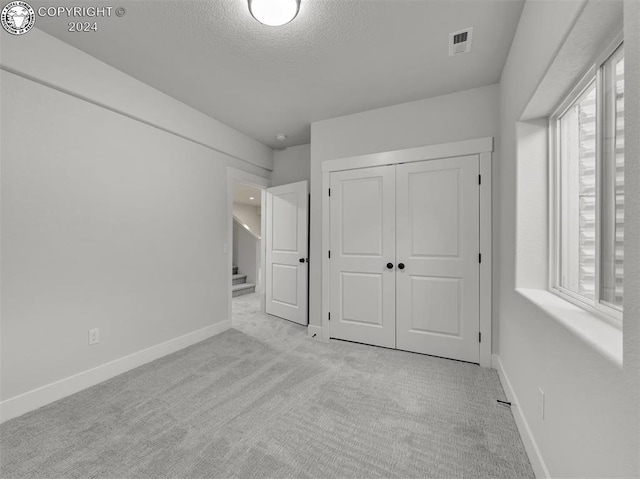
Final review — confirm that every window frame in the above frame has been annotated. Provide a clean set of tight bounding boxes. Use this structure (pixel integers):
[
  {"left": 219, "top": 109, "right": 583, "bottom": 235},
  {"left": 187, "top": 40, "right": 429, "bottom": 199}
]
[{"left": 549, "top": 33, "right": 624, "bottom": 326}]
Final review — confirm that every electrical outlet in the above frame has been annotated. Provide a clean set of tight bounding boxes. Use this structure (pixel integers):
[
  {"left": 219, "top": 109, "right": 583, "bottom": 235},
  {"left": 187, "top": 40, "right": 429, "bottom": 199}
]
[
  {"left": 223, "top": 243, "right": 229, "bottom": 254},
  {"left": 88, "top": 328, "right": 100, "bottom": 345},
  {"left": 538, "top": 387, "right": 545, "bottom": 420}
]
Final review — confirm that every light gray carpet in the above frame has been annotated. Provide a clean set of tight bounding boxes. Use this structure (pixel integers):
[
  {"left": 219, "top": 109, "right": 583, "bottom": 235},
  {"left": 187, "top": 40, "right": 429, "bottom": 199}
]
[{"left": 0, "top": 293, "right": 534, "bottom": 479}]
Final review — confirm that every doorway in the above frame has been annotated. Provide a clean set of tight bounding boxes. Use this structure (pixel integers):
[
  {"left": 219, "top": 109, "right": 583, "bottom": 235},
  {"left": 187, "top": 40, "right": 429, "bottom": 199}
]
[
  {"left": 226, "top": 168, "right": 270, "bottom": 321},
  {"left": 226, "top": 168, "right": 309, "bottom": 326},
  {"left": 232, "top": 183, "right": 263, "bottom": 301}
]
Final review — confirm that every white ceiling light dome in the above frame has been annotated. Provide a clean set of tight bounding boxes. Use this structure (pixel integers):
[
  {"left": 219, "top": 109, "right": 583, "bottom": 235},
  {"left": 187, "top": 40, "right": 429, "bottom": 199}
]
[{"left": 248, "top": 0, "right": 300, "bottom": 27}]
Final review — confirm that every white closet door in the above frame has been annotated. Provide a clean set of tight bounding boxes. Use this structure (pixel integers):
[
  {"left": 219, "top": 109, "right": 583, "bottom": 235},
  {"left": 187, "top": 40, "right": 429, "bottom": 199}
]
[
  {"left": 395, "top": 156, "right": 480, "bottom": 363},
  {"left": 265, "top": 181, "right": 308, "bottom": 325},
  {"left": 329, "top": 166, "right": 396, "bottom": 348}
]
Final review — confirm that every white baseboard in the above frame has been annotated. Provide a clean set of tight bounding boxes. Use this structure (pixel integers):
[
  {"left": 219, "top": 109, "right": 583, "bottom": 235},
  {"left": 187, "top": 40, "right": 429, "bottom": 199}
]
[
  {"left": 307, "top": 324, "right": 323, "bottom": 339},
  {"left": 492, "top": 354, "right": 550, "bottom": 479},
  {"left": 0, "top": 320, "right": 231, "bottom": 424}
]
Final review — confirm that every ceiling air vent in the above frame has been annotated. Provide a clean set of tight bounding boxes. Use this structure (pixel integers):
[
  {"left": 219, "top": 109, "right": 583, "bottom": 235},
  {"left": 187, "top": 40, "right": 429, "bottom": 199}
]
[{"left": 449, "top": 27, "right": 473, "bottom": 56}]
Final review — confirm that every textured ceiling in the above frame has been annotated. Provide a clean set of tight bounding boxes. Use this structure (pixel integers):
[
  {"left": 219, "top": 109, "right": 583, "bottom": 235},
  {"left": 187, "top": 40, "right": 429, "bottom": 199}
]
[{"left": 32, "top": 0, "right": 524, "bottom": 149}]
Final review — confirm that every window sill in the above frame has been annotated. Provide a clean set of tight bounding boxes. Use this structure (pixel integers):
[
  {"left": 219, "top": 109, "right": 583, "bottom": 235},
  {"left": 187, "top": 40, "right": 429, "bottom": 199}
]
[{"left": 516, "top": 288, "right": 623, "bottom": 367}]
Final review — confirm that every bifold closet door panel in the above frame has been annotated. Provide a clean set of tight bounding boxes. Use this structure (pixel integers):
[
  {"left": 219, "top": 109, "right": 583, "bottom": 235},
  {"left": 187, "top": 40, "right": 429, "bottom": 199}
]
[
  {"left": 329, "top": 165, "right": 396, "bottom": 348},
  {"left": 395, "top": 156, "right": 481, "bottom": 363}
]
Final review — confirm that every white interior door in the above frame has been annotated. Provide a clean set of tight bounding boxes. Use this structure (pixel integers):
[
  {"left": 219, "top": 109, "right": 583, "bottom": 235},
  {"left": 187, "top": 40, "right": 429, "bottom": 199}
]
[
  {"left": 265, "top": 181, "right": 308, "bottom": 325},
  {"left": 395, "top": 156, "right": 480, "bottom": 363},
  {"left": 329, "top": 166, "right": 396, "bottom": 348}
]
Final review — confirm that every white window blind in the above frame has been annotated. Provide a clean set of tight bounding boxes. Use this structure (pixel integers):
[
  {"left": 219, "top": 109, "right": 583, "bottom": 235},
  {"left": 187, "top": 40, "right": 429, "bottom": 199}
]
[
  {"left": 558, "top": 82, "right": 596, "bottom": 300},
  {"left": 553, "top": 42, "right": 624, "bottom": 319},
  {"left": 601, "top": 47, "right": 624, "bottom": 308}
]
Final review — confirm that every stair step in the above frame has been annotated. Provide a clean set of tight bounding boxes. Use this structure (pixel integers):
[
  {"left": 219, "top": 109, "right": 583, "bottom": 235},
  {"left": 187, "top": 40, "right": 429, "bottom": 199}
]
[
  {"left": 232, "top": 283, "right": 255, "bottom": 297},
  {"left": 232, "top": 274, "right": 247, "bottom": 285},
  {"left": 232, "top": 265, "right": 238, "bottom": 275}
]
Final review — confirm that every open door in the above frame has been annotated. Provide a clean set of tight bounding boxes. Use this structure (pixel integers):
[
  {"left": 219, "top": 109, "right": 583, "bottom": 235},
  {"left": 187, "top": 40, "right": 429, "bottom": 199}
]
[{"left": 265, "top": 181, "right": 308, "bottom": 325}]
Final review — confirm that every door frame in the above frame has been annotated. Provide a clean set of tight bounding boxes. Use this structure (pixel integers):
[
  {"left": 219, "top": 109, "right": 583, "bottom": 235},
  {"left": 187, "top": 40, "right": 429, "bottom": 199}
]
[
  {"left": 226, "top": 167, "right": 271, "bottom": 322},
  {"left": 320, "top": 137, "right": 493, "bottom": 367}
]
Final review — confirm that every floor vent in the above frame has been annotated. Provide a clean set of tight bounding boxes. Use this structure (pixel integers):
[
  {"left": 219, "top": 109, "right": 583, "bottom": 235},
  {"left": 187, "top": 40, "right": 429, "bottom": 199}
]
[{"left": 449, "top": 27, "right": 473, "bottom": 56}]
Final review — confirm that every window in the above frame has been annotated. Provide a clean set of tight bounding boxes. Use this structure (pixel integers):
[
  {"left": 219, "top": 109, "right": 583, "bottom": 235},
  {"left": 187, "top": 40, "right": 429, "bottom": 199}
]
[{"left": 552, "top": 42, "right": 624, "bottom": 320}]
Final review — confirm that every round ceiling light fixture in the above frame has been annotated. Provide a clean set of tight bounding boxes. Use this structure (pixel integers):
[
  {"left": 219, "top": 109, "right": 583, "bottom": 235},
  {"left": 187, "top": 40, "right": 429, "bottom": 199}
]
[
  {"left": 275, "top": 133, "right": 287, "bottom": 142},
  {"left": 248, "top": 0, "right": 300, "bottom": 27}
]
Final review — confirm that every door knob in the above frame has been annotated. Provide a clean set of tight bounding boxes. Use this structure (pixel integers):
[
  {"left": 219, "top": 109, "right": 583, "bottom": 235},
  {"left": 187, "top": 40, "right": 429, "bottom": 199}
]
[
  {"left": 398, "top": 263, "right": 405, "bottom": 270},
  {"left": 386, "top": 262, "right": 393, "bottom": 269},
  {"left": 299, "top": 258, "right": 306, "bottom": 263}
]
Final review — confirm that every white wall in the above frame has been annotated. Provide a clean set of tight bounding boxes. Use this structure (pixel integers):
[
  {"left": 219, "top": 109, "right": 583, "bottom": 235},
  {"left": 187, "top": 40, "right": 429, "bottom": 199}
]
[
  {"left": 0, "top": 30, "right": 272, "bottom": 419},
  {"left": 622, "top": 11, "right": 640, "bottom": 466},
  {"left": 271, "top": 144, "right": 311, "bottom": 187},
  {"left": 232, "top": 202, "right": 262, "bottom": 237},
  {"left": 0, "top": 30, "right": 272, "bottom": 171},
  {"left": 497, "top": 0, "right": 639, "bottom": 477},
  {"left": 309, "top": 84, "right": 499, "bottom": 329}
]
